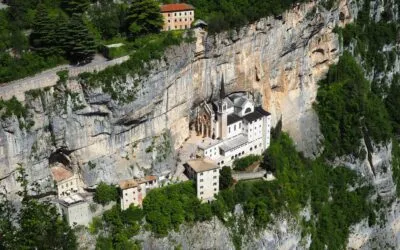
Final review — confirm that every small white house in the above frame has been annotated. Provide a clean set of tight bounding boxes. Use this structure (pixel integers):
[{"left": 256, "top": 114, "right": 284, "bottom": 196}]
[
  {"left": 59, "top": 194, "right": 91, "bottom": 227},
  {"left": 51, "top": 166, "right": 85, "bottom": 198},
  {"left": 119, "top": 176, "right": 158, "bottom": 210},
  {"left": 185, "top": 159, "right": 220, "bottom": 202}
]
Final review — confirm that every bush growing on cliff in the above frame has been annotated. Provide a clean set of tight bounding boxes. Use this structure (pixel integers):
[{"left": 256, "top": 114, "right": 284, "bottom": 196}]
[
  {"left": 142, "top": 181, "right": 202, "bottom": 236},
  {"left": 187, "top": 0, "right": 308, "bottom": 33},
  {"left": 385, "top": 74, "right": 400, "bottom": 135},
  {"left": 94, "top": 182, "right": 118, "bottom": 205},
  {"left": 94, "top": 204, "right": 142, "bottom": 249},
  {"left": 78, "top": 31, "right": 184, "bottom": 103},
  {"left": 0, "top": 96, "right": 28, "bottom": 119},
  {"left": 215, "top": 133, "right": 374, "bottom": 249},
  {"left": 314, "top": 52, "right": 392, "bottom": 158}
]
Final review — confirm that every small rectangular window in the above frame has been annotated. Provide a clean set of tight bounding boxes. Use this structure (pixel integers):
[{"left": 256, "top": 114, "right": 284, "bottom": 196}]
[{"left": 213, "top": 183, "right": 217, "bottom": 186}]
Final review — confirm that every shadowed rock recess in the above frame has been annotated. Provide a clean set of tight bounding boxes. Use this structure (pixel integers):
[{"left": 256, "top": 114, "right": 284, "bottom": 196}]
[{"left": 1, "top": 0, "right": 400, "bottom": 249}]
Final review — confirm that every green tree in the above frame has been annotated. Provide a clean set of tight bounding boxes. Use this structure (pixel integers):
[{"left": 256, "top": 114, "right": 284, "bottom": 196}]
[
  {"left": 7, "top": 0, "right": 37, "bottom": 28},
  {"left": 0, "top": 167, "right": 77, "bottom": 249},
  {"left": 30, "top": 4, "right": 57, "bottom": 57},
  {"left": 315, "top": 52, "right": 392, "bottom": 158},
  {"left": 126, "top": 0, "right": 163, "bottom": 38},
  {"left": 61, "top": 0, "right": 90, "bottom": 15},
  {"left": 54, "top": 13, "right": 70, "bottom": 56},
  {"left": 66, "top": 14, "right": 96, "bottom": 64},
  {"left": 219, "top": 166, "right": 233, "bottom": 190},
  {"left": 261, "top": 150, "right": 276, "bottom": 173},
  {"left": 385, "top": 74, "right": 400, "bottom": 135},
  {"left": 88, "top": 1, "right": 125, "bottom": 40},
  {"left": 0, "top": 10, "right": 11, "bottom": 51},
  {"left": 94, "top": 182, "right": 118, "bottom": 205}
]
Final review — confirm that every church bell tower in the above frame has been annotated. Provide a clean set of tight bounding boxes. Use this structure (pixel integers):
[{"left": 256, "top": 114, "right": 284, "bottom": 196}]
[{"left": 217, "top": 76, "right": 228, "bottom": 139}]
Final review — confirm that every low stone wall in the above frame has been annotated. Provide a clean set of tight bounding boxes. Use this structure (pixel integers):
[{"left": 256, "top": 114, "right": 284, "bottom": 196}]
[
  {"left": 232, "top": 170, "right": 267, "bottom": 181},
  {"left": 0, "top": 56, "right": 129, "bottom": 102}
]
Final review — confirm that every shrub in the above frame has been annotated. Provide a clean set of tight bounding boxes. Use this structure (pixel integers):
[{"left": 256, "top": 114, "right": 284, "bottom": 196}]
[
  {"left": 142, "top": 181, "right": 204, "bottom": 236},
  {"left": 219, "top": 166, "right": 233, "bottom": 190},
  {"left": 315, "top": 52, "right": 392, "bottom": 158},
  {"left": 94, "top": 182, "right": 118, "bottom": 205},
  {"left": 232, "top": 154, "right": 261, "bottom": 171}
]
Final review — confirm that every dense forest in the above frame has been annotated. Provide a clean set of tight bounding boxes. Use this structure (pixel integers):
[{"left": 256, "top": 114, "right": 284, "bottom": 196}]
[
  {"left": 0, "top": 0, "right": 312, "bottom": 83},
  {"left": 0, "top": 0, "right": 166, "bottom": 82}
]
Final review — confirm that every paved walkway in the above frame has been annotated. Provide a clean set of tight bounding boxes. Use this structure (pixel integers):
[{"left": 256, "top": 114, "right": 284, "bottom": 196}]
[{"left": 0, "top": 54, "right": 129, "bottom": 101}]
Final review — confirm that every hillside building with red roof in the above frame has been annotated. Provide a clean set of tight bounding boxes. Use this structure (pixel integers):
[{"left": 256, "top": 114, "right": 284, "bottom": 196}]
[{"left": 160, "top": 3, "right": 195, "bottom": 31}]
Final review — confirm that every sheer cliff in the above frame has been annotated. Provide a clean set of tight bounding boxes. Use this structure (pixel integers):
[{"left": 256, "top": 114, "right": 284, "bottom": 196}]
[
  {"left": 0, "top": 0, "right": 400, "bottom": 249},
  {"left": 0, "top": 0, "right": 352, "bottom": 194}
]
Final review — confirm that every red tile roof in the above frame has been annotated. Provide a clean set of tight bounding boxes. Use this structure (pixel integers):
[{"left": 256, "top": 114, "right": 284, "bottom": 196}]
[
  {"left": 160, "top": 3, "right": 194, "bottom": 13},
  {"left": 51, "top": 166, "right": 74, "bottom": 182}
]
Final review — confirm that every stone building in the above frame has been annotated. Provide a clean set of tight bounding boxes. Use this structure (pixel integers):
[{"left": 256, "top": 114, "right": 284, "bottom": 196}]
[
  {"left": 51, "top": 165, "right": 85, "bottom": 198},
  {"left": 193, "top": 80, "right": 271, "bottom": 167},
  {"left": 185, "top": 159, "right": 220, "bottom": 202},
  {"left": 119, "top": 176, "right": 158, "bottom": 210},
  {"left": 59, "top": 193, "right": 91, "bottom": 227},
  {"left": 160, "top": 3, "right": 195, "bottom": 31}
]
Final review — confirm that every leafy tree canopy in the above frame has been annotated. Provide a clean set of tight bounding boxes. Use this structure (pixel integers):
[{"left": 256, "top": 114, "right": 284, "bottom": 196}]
[
  {"left": 126, "top": 0, "right": 164, "bottom": 38},
  {"left": 0, "top": 167, "right": 77, "bottom": 249},
  {"left": 315, "top": 52, "right": 392, "bottom": 158},
  {"left": 219, "top": 166, "right": 234, "bottom": 190},
  {"left": 94, "top": 182, "right": 118, "bottom": 205}
]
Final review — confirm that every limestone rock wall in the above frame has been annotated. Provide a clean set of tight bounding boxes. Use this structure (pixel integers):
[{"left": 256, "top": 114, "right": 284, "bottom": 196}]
[
  {"left": 1, "top": 0, "right": 400, "bottom": 248},
  {"left": 0, "top": 0, "right": 352, "bottom": 196}
]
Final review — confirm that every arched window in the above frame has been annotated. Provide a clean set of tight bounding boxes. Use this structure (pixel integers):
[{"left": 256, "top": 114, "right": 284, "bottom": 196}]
[{"left": 245, "top": 107, "right": 252, "bottom": 114}]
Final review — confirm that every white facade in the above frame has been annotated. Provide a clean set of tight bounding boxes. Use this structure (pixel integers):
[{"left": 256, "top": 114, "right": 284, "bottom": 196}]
[
  {"left": 197, "top": 92, "right": 271, "bottom": 167},
  {"left": 186, "top": 159, "right": 219, "bottom": 202},
  {"left": 51, "top": 166, "right": 85, "bottom": 199},
  {"left": 57, "top": 174, "right": 84, "bottom": 198},
  {"left": 59, "top": 194, "right": 91, "bottom": 227},
  {"left": 120, "top": 176, "right": 158, "bottom": 210}
]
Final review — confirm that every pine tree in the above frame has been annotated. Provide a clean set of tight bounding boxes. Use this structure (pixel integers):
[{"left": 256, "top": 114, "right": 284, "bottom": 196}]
[
  {"left": 66, "top": 14, "right": 96, "bottom": 64},
  {"left": 54, "top": 13, "right": 70, "bottom": 56},
  {"left": 126, "top": 0, "right": 164, "bottom": 38},
  {"left": 30, "top": 4, "right": 57, "bottom": 57},
  {"left": 61, "top": 0, "right": 90, "bottom": 15}
]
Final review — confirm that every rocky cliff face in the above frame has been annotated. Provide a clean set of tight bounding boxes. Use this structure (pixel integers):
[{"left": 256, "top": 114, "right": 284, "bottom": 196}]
[
  {"left": 1, "top": 0, "right": 400, "bottom": 248},
  {"left": 0, "top": 0, "right": 352, "bottom": 195}
]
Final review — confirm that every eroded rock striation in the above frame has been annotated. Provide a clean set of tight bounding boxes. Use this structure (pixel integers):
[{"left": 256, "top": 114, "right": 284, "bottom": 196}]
[
  {"left": 1, "top": 0, "right": 400, "bottom": 248},
  {"left": 0, "top": 0, "right": 351, "bottom": 195}
]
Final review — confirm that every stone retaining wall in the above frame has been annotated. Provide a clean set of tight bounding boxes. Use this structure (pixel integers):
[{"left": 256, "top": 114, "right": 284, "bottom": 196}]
[
  {"left": 0, "top": 56, "right": 129, "bottom": 102},
  {"left": 232, "top": 170, "right": 267, "bottom": 181}
]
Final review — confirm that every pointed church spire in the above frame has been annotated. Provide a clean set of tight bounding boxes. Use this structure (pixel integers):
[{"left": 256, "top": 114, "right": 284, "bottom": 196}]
[{"left": 219, "top": 75, "right": 225, "bottom": 99}]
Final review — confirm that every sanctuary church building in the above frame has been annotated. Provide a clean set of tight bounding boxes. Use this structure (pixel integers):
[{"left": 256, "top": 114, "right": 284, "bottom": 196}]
[{"left": 193, "top": 79, "right": 271, "bottom": 167}]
